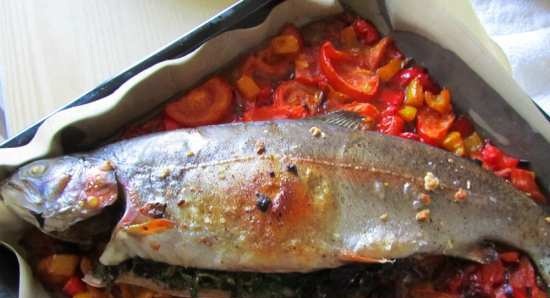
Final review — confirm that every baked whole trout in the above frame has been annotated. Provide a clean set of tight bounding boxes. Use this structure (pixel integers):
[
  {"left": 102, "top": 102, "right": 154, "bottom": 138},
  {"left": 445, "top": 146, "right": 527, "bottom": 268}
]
[{"left": 1, "top": 115, "right": 549, "bottom": 285}]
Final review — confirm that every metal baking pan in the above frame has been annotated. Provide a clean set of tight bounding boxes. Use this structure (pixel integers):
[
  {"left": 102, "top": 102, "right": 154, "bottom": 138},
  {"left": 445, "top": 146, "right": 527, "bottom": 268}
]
[{"left": 1, "top": 0, "right": 548, "bottom": 297}]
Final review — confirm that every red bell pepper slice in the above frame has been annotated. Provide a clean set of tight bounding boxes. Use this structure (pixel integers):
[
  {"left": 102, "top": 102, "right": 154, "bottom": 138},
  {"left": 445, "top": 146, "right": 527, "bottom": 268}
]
[
  {"left": 378, "top": 88, "right": 404, "bottom": 106},
  {"left": 62, "top": 276, "right": 87, "bottom": 296},
  {"left": 510, "top": 168, "right": 545, "bottom": 203},
  {"left": 377, "top": 115, "right": 405, "bottom": 136},
  {"left": 352, "top": 18, "right": 380, "bottom": 45},
  {"left": 450, "top": 115, "right": 474, "bottom": 137},
  {"left": 392, "top": 66, "right": 441, "bottom": 93},
  {"left": 319, "top": 41, "right": 379, "bottom": 101}
]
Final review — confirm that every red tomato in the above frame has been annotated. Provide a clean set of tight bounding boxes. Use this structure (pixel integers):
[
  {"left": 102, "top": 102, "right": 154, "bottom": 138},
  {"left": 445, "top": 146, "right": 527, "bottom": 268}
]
[
  {"left": 165, "top": 77, "right": 233, "bottom": 127},
  {"left": 62, "top": 276, "right": 86, "bottom": 296},
  {"left": 319, "top": 41, "right": 380, "bottom": 101},
  {"left": 480, "top": 144, "right": 519, "bottom": 171},
  {"left": 163, "top": 115, "right": 181, "bottom": 131},
  {"left": 510, "top": 169, "right": 545, "bottom": 203},
  {"left": 416, "top": 108, "right": 455, "bottom": 143},
  {"left": 450, "top": 115, "right": 474, "bottom": 137},
  {"left": 377, "top": 115, "right": 405, "bottom": 135},
  {"left": 352, "top": 18, "right": 380, "bottom": 45},
  {"left": 378, "top": 88, "right": 404, "bottom": 106},
  {"left": 274, "top": 80, "right": 322, "bottom": 114}
]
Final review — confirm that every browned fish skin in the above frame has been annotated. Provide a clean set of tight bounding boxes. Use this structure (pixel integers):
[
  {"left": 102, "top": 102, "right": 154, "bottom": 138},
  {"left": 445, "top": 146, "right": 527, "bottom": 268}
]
[{"left": 2, "top": 119, "right": 549, "bottom": 285}]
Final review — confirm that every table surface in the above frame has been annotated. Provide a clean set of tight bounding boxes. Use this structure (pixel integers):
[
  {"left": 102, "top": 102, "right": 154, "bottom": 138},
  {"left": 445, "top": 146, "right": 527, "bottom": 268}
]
[{"left": 0, "top": 0, "right": 237, "bottom": 137}]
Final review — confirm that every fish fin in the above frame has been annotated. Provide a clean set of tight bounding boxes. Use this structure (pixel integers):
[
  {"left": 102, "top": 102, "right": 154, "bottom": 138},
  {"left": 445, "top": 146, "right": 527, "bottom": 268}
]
[
  {"left": 314, "top": 111, "right": 366, "bottom": 130},
  {"left": 463, "top": 245, "right": 499, "bottom": 264},
  {"left": 338, "top": 251, "right": 393, "bottom": 264}
]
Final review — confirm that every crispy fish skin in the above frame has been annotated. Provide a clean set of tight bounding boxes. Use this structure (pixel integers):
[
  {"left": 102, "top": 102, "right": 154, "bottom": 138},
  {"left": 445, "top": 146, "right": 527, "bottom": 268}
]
[{"left": 1, "top": 119, "right": 549, "bottom": 284}]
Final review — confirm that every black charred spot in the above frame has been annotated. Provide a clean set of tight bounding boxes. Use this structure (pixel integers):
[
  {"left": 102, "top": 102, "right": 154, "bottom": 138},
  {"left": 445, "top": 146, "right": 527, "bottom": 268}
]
[
  {"left": 286, "top": 164, "right": 298, "bottom": 175},
  {"left": 268, "top": 171, "right": 276, "bottom": 178},
  {"left": 255, "top": 192, "right": 271, "bottom": 212},
  {"left": 30, "top": 211, "right": 44, "bottom": 228}
]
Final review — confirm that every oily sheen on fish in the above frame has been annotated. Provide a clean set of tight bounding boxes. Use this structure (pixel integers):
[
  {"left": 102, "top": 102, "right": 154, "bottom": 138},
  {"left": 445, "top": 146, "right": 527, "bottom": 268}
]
[{"left": 1, "top": 116, "right": 549, "bottom": 285}]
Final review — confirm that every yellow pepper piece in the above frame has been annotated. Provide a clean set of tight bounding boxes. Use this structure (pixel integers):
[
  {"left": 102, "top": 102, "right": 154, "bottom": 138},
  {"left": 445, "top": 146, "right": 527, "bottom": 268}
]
[
  {"left": 340, "top": 26, "right": 359, "bottom": 48},
  {"left": 125, "top": 219, "right": 175, "bottom": 236},
  {"left": 464, "top": 132, "right": 483, "bottom": 155},
  {"left": 295, "top": 54, "right": 309, "bottom": 69},
  {"left": 425, "top": 88, "right": 452, "bottom": 114},
  {"left": 398, "top": 105, "right": 418, "bottom": 122},
  {"left": 377, "top": 58, "right": 403, "bottom": 82},
  {"left": 271, "top": 35, "right": 300, "bottom": 54},
  {"left": 44, "top": 254, "right": 80, "bottom": 278},
  {"left": 236, "top": 75, "right": 261, "bottom": 100},
  {"left": 442, "top": 131, "right": 465, "bottom": 156},
  {"left": 404, "top": 77, "right": 424, "bottom": 107},
  {"left": 73, "top": 292, "right": 93, "bottom": 298}
]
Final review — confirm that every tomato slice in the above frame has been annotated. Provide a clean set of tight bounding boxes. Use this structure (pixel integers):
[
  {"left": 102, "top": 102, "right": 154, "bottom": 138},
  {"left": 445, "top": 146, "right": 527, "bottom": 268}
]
[
  {"left": 319, "top": 41, "right": 379, "bottom": 101},
  {"left": 274, "top": 80, "right": 323, "bottom": 114},
  {"left": 165, "top": 77, "right": 233, "bottom": 127},
  {"left": 242, "top": 105, "right": 307, "bottom": 121},
  {"left": 416, "top": 108, "right": 455, "bottom": 143},
  {"left": 341, "top": 102, "right": 380, "bottom": 120}
]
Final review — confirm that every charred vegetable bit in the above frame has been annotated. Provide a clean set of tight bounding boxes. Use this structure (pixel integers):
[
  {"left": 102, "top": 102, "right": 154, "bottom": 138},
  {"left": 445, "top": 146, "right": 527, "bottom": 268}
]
[{"left": 92, "top": 256, "right": 548, "bottom": 298}]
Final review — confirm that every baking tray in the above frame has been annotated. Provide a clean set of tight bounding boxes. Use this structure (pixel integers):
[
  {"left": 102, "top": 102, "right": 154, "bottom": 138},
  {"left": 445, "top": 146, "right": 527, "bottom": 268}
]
[{"left": 1, "top": 0, "right": 549, "bottom": 296}]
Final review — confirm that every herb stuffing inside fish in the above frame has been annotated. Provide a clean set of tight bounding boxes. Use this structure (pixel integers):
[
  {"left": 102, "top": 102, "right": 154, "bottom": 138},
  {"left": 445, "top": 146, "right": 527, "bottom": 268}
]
[{"left": 1, "top": 113, "right": 549, "bottom": 287}]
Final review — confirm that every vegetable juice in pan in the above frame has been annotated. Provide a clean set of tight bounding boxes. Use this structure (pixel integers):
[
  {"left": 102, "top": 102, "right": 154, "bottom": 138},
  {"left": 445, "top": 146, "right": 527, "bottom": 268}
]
[{"left": 4, "top": 13, "right": 548, "bottom": 298}]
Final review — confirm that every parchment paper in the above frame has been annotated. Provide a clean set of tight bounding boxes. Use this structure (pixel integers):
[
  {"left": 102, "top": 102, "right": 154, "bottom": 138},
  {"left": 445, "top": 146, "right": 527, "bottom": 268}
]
[{"left": 0, "top": 0, "right": 548, "bottom": 297}]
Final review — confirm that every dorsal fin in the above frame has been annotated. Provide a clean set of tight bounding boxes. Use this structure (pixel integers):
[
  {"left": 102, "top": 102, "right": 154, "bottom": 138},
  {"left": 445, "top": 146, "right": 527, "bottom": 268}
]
[{"left": 314, "top": 111, "right": 366, "bottom": 130}]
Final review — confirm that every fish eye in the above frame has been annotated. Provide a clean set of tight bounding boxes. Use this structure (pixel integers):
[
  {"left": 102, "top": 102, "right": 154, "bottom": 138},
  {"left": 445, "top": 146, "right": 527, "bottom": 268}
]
[{"left": 27, "top": 164, "right": 47, "bottom": 176}]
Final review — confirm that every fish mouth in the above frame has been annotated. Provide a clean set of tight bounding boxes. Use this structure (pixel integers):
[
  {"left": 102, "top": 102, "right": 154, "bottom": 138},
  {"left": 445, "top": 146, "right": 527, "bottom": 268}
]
[{"left": 0, "top": 180, "right": 45, "bottom": 229}]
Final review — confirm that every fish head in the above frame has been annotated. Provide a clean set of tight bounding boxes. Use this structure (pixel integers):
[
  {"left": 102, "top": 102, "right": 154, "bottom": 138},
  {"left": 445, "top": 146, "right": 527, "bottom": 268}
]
[{"left": 0, "top": 156, "right": 119, "bottom": 240}]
